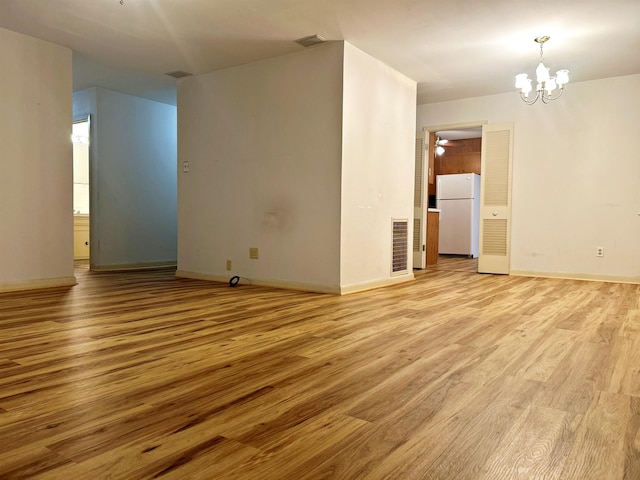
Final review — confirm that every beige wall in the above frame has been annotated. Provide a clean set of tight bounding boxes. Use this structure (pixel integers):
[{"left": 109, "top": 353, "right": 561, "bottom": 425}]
[
  {"left": 177, "top": 42, "right": 344, "bottom": 291},
  {"left": 340, "top": 42, "right": 417, "bottom": 290},
  {"left": 0, "top": 27, "right": 74, "bottom": 291},
  {"left": 177, "top": 41, "right": 417, "bottom": 292},
  {"left": 417, "top": 74, "right": 640, "bottom": 283}
]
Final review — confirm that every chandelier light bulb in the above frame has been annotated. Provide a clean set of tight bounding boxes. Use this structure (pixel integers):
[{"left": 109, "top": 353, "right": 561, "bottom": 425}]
[
  {"left": 545, "top": 77, "right": 557, "bottom": 94},
  {"left": 556, "top": 69, "right": 570, "bottom": 86},
  {"left": 515, "top": 73, "right": 528, "bottom": 89},
  {"left": 536, "top": 62, "right": 550, "bottom": 83}
]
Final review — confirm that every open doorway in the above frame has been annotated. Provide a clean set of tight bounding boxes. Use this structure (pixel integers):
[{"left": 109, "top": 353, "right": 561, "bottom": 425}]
[
  {"left": 72, "top": 117, "right": 90, "bottom": 267},
  {"left": 414, "top": 121, "right": 515, "bottom": 275},
  {"left": 414, "top": 122, "right": 485, "bottom": 271},
  {"left": 432, "top": 127, "right": 482, "bottom": 271}
]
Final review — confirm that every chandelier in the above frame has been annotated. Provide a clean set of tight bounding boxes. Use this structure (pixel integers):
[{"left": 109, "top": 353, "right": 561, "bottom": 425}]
[{"left": 515, "top": 36, "right": 569, "bottom": 105}]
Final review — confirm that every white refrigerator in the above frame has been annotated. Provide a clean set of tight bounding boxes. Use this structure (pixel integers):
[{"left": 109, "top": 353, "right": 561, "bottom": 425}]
[{"left": 436, "top": 173, "right": 481, "bottom": 258}]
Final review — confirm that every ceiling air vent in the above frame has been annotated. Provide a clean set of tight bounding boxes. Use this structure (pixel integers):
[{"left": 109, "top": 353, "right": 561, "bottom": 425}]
[
  {"left": 165, "top": 71, "right": 193, "bottom": 79},
  {"left": 391, "top": 219, "right": 409, "bottom": 276},
  {"left": 295, "top": 34, "right": 326, "bottom": 48}
]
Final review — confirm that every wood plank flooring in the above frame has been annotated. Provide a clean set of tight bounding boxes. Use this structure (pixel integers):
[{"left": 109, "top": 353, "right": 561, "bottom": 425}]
[
  {"left": 0, "top": 266, "right": 639, "bottom": 479},
  {"left": 430, "top": 254, "right": 479, "bottom": 273}
]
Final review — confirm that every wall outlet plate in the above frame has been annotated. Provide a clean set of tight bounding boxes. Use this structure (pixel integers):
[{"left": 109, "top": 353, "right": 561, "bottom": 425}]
[
  {"left": 596, "top": 247, "right": 604, "bottom": 257},
  {"left": 249, "top": 248, "right": 259, "bottom": 259},
  {"left": 226, "top": 260, "right": 232, "bottom": 270}
]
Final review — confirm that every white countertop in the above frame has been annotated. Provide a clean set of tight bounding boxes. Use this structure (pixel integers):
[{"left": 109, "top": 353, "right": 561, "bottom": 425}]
[{"left": 428, "top": 208, "right": 441, "bottom": 213}]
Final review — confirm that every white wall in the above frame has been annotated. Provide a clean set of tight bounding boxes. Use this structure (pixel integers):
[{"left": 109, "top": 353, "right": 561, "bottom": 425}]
[
  {"left": 417, "top": 74, "right": 640, "bottom": 283},
  {"left": 340, "top": 43, "right": 417, "bottom": 291},
  {"left": 73, "top": 121, "right": 90, "bottom": 214},
  {"left": 0, "top": 27, "right": 74, "bottom": 291},
  {"left": 177, "top": 42, "right": 344, "bottom": 291},
  {"left": 73, "top": 87, "right": 178, "bottom": 269}
]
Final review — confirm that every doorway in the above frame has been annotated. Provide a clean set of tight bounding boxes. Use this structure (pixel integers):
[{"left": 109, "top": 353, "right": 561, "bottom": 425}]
[
  {"left": 414, "top": 122, "right": 485, "bottom": 270},
  {"left": 413, "top": 121, "right": 515, "bottom": 275},
  {"left": 72, "top": 117, "right": 90, "bottom": 266}
]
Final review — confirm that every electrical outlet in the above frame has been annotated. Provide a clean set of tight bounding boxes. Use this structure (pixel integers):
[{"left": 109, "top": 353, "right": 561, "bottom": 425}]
[
  {"left": 226, "top": 260, "right": 232, "bottom": 270},
  {"left": 183, "top": 161, "right": 189, "bottom": 173},
  {"left": 249, "top": 247, "right": 259, "bottom": 259},
  {"left": 596, "top": 246, "right": 604, "bottom": 257}
]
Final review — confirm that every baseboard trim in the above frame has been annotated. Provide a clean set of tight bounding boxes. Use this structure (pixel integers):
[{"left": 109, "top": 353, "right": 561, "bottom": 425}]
[
  {"left": 339, "top": 273, "right": 415, "bottom": 294},
  {"left": 511, "top": 270, "right": 640, "bottom": 285},
  {"left": 0, "top": 276, "right": 77, "bottom": 293},
  {"left": 175, "top": 270, "right": 341, "bottom": 294},
  {"left": 92, "top": 261, "right": 177, "bottom": 272},
  {"left": 175, "top": 270, "right": 415, "bottom": 295}
]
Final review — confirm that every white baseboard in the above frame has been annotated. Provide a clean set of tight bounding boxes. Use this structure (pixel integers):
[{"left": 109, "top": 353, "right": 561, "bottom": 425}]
[
  {"left": 175, "top": 270, "right": 341, "bottom": 294},
  {"left": 92, "top": 261, "right": 177, "bottom": 272},
  {"left": 339, "top": 273, "right": 415, "bottom": 294},
  {"left": 175, "top": 270, "right": 415, "bottom": 295},
  {"left": 511, "top": 270, "right": 640, "bottom": 285},
  {"left": 0, "top": 276, "right": 77, "bottom": 293}
]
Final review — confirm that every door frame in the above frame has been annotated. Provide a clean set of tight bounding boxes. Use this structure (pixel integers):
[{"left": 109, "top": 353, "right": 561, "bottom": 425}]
[
  {"left": 413, "top": 130, "right": 427, "bottom": 268},
  {"left": 420, "top": 121, "right": 488, "bottom": 269},
  {"left": 72, "top": 114, "right": 94, "bottom": 268}
]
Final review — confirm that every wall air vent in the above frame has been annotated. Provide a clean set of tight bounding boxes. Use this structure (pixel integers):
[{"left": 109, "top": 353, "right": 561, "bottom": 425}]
[
  {"left": 413, "top": 218, "right": 421, "bottom": 252},
  {"left": 295, "top": 34, "right": 326, "bottom": 48},
  {"left": 414, "top": 136, "right": 424, "bottom": 207},
  {"left": 165, "top": 70, "right": 193, "bottom": 79},
  {"left": 391, "top": 219, "right": 409, "bottom": 275}
]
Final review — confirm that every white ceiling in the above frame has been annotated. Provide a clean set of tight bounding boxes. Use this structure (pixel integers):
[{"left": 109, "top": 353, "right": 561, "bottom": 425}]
[
  {"left": 436, "top": 128, "right": 482, "bottom": 141},
  {"left": 1, "top": 0, "right": 639, "bottom": 106}
]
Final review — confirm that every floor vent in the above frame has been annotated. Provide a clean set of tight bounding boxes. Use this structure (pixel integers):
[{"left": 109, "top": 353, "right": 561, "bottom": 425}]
[{"left": 392, "top": 219, "right": 409, "bottom": 275}]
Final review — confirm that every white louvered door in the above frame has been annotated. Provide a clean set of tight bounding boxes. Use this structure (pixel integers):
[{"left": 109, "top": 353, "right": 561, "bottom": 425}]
[
  {"left": 478, "top": 123, "right": 514, "bottom": 274},
  {"left": 413, "top": 131, "right": 427, "bottom": 269}
]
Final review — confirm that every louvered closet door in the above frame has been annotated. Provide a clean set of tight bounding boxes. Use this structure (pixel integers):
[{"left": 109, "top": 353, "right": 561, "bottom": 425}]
[
  {"left": 478, "top": 123, "right": 514, "bottom": 274},
  {"left": 413, "top": 131, "right": 427, "bottom": 269}
]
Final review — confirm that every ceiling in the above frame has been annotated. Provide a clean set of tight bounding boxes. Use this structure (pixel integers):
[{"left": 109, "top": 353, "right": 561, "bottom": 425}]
[
  {"left": 1, "top": 0, "right": 639, "bottom": 106},
  {"left": 436, "top": 128, "right": 482, "bottom": 141}
]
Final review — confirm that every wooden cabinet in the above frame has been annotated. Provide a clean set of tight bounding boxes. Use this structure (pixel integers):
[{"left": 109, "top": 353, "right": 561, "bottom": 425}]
[
  {"left": 74, "top": 215, "right": 90, "bottom": 260},
  {"left": 435, "top": 137, "right": 481, "bottom": 176},
  {"left": 426, "top": 210, "right": 440, "bottom": 266}
]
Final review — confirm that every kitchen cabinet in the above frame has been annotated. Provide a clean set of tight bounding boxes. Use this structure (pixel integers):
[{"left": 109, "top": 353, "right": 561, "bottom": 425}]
[
  {"left": 74, "top": 215, "right": 90, "bottom": 260},
  {"left": 435, "top": 137, "right": 481, "bottom": 176},
  {"left": 426, "top": 209, "right": 440, "bottom": 265}
]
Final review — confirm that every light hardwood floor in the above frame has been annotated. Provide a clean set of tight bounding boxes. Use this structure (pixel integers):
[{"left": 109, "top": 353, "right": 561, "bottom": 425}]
[
  {"left": 429, "top": 255, "right": 479, "bottom": 273},
  {"left": 0, "top": 266, "right": 639, "bottom": 479}
]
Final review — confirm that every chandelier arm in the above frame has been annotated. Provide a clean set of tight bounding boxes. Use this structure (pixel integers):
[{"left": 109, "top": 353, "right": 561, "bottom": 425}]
[
  {"left": 519, "top": 91, "right": 540, "bottom": 105},
  {"left": 540, "top": 87, "right": 564, "bottom": 104},
  {"left": 547, "top": 88, "right": 564, "bottom": 101}
]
